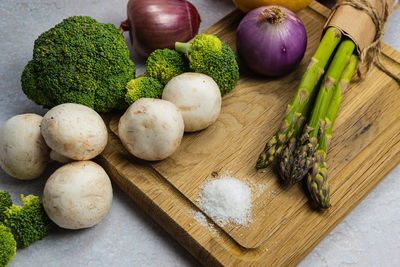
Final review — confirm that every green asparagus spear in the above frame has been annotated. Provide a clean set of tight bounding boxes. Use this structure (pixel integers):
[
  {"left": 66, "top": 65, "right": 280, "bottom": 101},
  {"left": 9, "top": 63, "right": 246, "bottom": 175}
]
[
  {"left": 256, "top": 27, "right": 342, "bottom": 170},
  {"left": 276, "top": 79, "right": 319, "bottom": 179},
  {"left": 307, "top": 54, "right": 359, "bottom": 209},
  {"left": 289, "top": 39, "right": 356, "bottom": 184}
]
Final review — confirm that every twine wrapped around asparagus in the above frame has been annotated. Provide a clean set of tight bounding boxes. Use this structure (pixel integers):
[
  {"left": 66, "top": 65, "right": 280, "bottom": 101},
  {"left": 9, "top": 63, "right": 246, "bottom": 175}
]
[{"left": 328, "top": 0, "right": 400, "bottom": 84}]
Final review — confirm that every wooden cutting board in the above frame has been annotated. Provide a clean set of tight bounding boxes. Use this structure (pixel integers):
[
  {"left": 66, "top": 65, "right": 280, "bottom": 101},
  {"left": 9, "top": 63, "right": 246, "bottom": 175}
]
[{"left": 98, "top": 2, "right": 400, "bottom": 266}]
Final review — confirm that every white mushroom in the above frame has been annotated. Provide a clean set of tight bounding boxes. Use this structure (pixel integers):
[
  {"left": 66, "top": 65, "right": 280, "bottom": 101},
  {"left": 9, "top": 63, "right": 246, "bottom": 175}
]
[
  {"left": 118, "top": 98, "right": 184, "bottom": 161},
  {"left": 0, "top": 114, "right": 50, "bottom": 180},
  {"left": 162, "top": 72, "right": 221, "bottom": 132},
  {"left": 42, "top": 161, "right": 113, "bottom": 230},
  {"left": 41, "top": 103, "right": 108, "bottom": 161}
]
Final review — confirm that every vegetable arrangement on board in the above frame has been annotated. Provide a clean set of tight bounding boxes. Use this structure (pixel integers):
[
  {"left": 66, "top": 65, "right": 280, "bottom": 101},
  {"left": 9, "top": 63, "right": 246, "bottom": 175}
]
[
  {"left": 1, "top": 0, "right": 397, "bottom": 265},
  {"left": 1, "top": 0, "right": 239, "bottom": 261}
]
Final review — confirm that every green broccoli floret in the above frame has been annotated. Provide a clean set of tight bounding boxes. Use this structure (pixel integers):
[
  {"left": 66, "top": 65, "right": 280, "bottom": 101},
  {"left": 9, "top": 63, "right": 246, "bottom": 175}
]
[
  {"left": 21, "top": 16, "right": 135, "bottom": 112},
  {"left": 145, "top": 49, "right": 189, "bottom": 85},
  {"left": 125, "top": 77, "right": 164, "bottom": 105},
  {"left": 175, "top": 34, "right": 239, "bottom": 95},
  {"left": 0, "top": 191, "right": 12, "bottom": 222},
  {"left": 3, "top": 195, "right": 52, "bottom": 248},
  {"left": 0, "top": 223, "right": 16, "bottom": 267}
]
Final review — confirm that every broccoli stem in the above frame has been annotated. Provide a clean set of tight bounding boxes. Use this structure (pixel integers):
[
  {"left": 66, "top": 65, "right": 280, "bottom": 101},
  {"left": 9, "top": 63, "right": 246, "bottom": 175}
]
[{"left": 175, "top": 42, "right": 193, "bottom": 55}]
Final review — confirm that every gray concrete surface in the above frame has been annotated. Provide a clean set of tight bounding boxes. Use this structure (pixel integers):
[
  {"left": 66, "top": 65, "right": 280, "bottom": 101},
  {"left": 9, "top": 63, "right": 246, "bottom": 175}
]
[{"left": 0, "top": 0, "right": 399, "bottom": 266}]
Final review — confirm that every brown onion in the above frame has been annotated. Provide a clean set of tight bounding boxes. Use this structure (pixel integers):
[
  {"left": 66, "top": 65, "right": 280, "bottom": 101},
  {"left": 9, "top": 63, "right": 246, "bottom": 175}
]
[{"left": 120, "top": 0, "right": 201, "bottom": 57}]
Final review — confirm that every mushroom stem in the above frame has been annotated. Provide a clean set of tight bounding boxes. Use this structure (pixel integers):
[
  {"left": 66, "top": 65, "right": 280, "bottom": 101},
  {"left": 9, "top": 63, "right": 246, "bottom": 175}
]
[{"left": 50, "top": 150, "right": 73, "bottom": 163}]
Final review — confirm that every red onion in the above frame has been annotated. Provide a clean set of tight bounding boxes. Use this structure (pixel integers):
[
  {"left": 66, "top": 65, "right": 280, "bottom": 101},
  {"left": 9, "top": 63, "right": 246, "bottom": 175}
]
[
  {"left": 236, "top": 6, "right": 307, "bottom": 76},
  {"left": 120, "top": 0, "right": 201, "bottom": 57}
]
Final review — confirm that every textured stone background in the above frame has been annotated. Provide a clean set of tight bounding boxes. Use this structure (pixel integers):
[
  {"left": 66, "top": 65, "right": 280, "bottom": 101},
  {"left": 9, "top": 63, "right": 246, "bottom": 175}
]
[{"left": 0, "top": 0, "right": 399, "bottom": 266}]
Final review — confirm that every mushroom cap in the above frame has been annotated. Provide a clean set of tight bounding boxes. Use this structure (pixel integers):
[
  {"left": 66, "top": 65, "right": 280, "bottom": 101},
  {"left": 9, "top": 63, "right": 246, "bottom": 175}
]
[
  {"left": 43, "top": 161, "right": 113, "bottom": 229},
  {"left": 118, "top": 98, "right": 184, "bottom": 161},
  {"left": 0, "top": 114, "right": 49, "bottom": 180},
  {"left": 162, "top": 72, "right": 221, "bottom": 132},
  {"left": 41, "top": 103, "right": 108, "bottom": 160}
]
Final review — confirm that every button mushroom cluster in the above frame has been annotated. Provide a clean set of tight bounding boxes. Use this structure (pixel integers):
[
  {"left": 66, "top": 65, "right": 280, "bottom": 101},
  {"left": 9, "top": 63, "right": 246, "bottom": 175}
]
[
  {"left": 0, "top": 103, "right": 113, "bottom": 230},
  {"left": 1, "top": 72, "right": 223, "bottom": 229},
  {"left": 118, "top": 72, "right": 222, "bottom": 161}
]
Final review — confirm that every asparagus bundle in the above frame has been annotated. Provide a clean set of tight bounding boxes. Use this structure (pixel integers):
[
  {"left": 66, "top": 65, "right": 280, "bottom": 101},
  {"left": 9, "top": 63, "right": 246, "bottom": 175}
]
[
  {"left": 289, "top": 39, "right": 356, "bottom": 183},
  {"left": 256, "top": 27, "right": 342, "bottom": 170},
  {"left": 307, "top": 54, "right": 359, "bottom": 209}
]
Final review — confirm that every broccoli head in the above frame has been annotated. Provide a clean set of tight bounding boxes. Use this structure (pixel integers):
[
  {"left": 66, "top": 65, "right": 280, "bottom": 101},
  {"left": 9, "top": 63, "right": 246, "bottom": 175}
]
[
  {"left": 125, "top": 77, "right": 164, "bottom": 105},
  {"left": 0, "top": 191, "right": 12, "bottom": 222},
  {"left": 0, "top": 223, "right": 16, "bottom": 267},
  {"left": 3, "top": 195, "right": 52, "bottom": 248},
  {"left": 21, "top": 16, "right": 135, "bottom": 112},
  {"left": 145, "top": 49, "right": 189, "bottom": 85},
  {"left": 175, "top": 34, "right": 239, "bottom": 95}
]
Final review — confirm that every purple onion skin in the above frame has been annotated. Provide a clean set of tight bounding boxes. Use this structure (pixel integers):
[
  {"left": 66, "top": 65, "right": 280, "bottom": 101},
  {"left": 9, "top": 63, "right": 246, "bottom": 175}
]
[
  {"left": 126, "top": 0, "right": 201, "bottom": 57},
  {"left": 236, "top": 6, "right": 307, "bottom": 77}
]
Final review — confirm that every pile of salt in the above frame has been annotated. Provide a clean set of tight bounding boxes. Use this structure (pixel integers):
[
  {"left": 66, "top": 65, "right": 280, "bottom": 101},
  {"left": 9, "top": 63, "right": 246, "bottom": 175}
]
[{"left": 197, "top": 176, "right": 252, "bottom": 226}]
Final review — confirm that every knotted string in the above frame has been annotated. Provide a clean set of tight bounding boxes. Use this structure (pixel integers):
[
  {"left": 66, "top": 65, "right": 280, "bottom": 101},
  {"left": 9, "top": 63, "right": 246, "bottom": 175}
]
[{"left": 331, "top": 0, "right": 400, "bottom": 84}]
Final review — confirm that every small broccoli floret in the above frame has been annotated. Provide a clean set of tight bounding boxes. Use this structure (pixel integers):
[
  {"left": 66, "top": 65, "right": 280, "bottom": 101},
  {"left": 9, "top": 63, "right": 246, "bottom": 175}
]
[
  {"left": 175, "top": 34, "right": 239, "bottom": 95},
  {"left": 0, "top": 191, "right": 12, "bottom": 222},
  {"left": 0, "top": 223, "right": 16, "bottom": 267},
  {"left": 3, "top": 195, "right": 52, "bottom": 248},
  {"left": 21, "top": 16, "right": 135, "bottom": 112},
  {"left": 145, "top": 49, "right": 189, "bottom": 85},
  {"left": 125, "top": 77, "right": 164, "bottom": 105}
]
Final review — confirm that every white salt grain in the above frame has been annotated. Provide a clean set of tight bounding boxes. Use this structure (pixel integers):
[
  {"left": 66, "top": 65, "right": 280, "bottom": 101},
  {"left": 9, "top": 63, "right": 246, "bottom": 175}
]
[
  {"left": 192, "top": 210, "right": 208, "bottom": 227},
  {"left": 191, "top": 210, "right": 218, "bottom": 236},
  {"left": 197, "top": 176, "right": 252, "bottom": 226}
]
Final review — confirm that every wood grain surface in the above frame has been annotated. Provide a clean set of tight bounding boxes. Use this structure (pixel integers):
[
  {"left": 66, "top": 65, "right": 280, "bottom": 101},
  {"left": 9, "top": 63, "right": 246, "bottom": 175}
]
[{"left": 98, "top": 2, "right": 400, "bottom": 266}]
